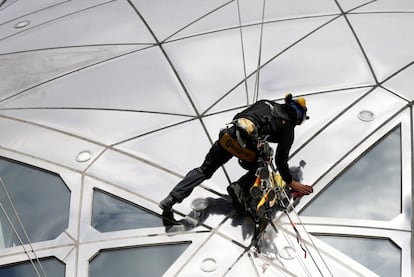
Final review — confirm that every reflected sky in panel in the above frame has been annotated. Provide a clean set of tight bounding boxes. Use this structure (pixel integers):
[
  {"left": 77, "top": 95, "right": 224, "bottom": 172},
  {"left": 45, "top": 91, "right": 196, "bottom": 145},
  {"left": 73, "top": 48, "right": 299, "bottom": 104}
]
[
  {"left": 0, "top": 157, "right": 70, "bottom": 248},
  {"left": 0, "top": 257, "right": 65, "bottom": 277},
  {"left": 0, "top": 0, "right": 412, "bottom": 276},
  {"left": 89, "top": 243, "right": 190, "bottom": 277},
  {"left": 91, "top": 189, "right": 163, "bottom": 232},
  {"left": 317, "top": 235, "right": 401, "bottom": 277},
  {"left": 301, "top": 126, "right": 402, "bottom": 220}
]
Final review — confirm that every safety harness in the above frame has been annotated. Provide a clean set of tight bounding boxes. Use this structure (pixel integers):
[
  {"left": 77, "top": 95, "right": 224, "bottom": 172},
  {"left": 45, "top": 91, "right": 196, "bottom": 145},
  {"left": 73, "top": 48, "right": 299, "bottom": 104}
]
[
  {"left": 219, "top": 118, "right": 258, "bottom": 162},
  {"left": 219, "top": 102, "right": 292, "bottom": 163}
]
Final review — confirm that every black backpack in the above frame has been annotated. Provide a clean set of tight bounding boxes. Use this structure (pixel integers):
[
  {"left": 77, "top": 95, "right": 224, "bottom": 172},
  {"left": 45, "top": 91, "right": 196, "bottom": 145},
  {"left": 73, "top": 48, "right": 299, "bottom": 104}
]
[{"left": 233, "top": 100, "right": 292, "bottom": 128}]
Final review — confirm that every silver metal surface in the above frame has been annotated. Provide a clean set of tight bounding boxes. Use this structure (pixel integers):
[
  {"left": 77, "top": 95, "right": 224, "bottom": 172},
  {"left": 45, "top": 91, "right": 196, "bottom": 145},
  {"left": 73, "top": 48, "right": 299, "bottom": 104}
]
[{"left": 0, "top": 0, "right": 412, "bottom": 276}]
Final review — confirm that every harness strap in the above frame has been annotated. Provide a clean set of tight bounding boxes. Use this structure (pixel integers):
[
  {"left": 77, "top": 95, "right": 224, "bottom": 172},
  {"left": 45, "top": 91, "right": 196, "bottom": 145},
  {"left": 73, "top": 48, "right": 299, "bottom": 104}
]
[{"left": 219, "top": 132, "right": 257, "bottom": 162}]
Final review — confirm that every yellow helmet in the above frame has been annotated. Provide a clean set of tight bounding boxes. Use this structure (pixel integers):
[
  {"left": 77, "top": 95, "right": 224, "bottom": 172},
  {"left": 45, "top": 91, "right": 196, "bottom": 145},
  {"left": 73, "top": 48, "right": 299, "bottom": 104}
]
[
  {"left": 296, "top": 97, "right": 306, "bottom": 110},
  {"left": 284, "top": 93, "right": 309, "bottom": 125}
]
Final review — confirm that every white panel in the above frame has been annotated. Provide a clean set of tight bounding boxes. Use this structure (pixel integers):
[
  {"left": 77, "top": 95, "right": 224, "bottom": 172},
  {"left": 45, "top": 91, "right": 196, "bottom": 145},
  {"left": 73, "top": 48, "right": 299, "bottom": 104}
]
[
  {"left": 0, "top": 116, "right": 105, "bottom": 172},
  {"left": 130, "top": 0, "right": 228, "bottom": 41},
  {"left": 254, "top": 16, "right": 375, "bottom": 99},
  {"left": 348, "top": 13, "right": 414, "bottom": 82},
  {"left": 354, "top": 0, "right": 414, "bottom": 12},
  {"left": 292, "top": 88, "right": 369, "bottom": 152},
  {"left": 288, "top": 88, "right": 407, "bottom": 187},
  {"left": 0, "top": 45, "right": 140, "bottom": 100},
  {"left": 177, "top": 234, "right": 244, "bottom": 276},
  {"left": 164, "top": 16, "right": 331, "bottom": 114},
  {"left": 0, "top": 0, "right": 67, "bottom": 25},
  {"left": 115, "top": 119, "right": 212, "bottom": 175},
  {"left": 0, "top": 47, "right": 195, "bottom": 116},
  {"left": 335, "top": 0, "right": 369, "bottom": 12},
  {"left": 382, "top": 64, "right": 414, "bottom": 101},
  {"left": 173, "top": 0, "right": 340, "bottom": 39},
  {"left": 0, "top": 109, "right": 189, "bottom": 145},
  {"left": 0, "top": 0, "right": 154, "bottom": 53},
  {"left": 86, "top": 148, "right": 182, "bottom": 203}
]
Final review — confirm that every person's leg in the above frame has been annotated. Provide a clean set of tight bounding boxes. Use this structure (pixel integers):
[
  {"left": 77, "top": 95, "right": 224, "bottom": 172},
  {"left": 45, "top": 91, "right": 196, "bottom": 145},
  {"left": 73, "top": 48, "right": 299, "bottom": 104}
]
[
  {"left": 236, "top": 166, "right": 258, "bottom": 194},
  {"left": 160, "top": 140, "right": 233, "bottom": 211},
  {"left": 227, "top": 161, "right": 259, "bottom": 214}
]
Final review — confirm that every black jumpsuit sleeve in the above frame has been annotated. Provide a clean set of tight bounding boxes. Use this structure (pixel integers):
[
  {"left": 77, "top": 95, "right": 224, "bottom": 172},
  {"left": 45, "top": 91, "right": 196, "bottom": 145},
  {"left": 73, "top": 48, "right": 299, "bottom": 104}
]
[{"left": 274, "top": 128, "right": 294, "bottom": 184}]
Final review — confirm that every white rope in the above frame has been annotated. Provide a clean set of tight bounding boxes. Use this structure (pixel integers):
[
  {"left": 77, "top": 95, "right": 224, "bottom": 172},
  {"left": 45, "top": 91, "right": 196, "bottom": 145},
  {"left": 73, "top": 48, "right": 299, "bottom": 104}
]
[
  {"left": 0, "top": 177, "right": 47, "bottom": 277},
  {"left": 280, "top": 189, "right": 334, "bottom": 277},
  {"left": 253, "top": 0, "right": 266, "bottom": 103},
  {"left": 278, "top": 221, "right": 312, "bottom": 277},
  {"left": 0, "top": 203, "right": 42, "bottom": 277},
  {"left": 236, "top": 0, "right": 250, "bottom": 106}
]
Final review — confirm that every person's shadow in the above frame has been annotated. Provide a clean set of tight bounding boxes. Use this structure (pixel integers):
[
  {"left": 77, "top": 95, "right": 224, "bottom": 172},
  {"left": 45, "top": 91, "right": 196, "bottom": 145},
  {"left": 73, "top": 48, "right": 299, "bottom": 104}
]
[{"left": 164, "top": 196, "right": 256, "bottom": 240}]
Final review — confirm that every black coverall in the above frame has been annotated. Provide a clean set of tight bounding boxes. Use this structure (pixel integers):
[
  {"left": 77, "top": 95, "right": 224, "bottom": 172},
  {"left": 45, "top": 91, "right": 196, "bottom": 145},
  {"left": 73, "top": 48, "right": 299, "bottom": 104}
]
[{"left": 169, "top": 100, "right": 296, "bottom": 203}]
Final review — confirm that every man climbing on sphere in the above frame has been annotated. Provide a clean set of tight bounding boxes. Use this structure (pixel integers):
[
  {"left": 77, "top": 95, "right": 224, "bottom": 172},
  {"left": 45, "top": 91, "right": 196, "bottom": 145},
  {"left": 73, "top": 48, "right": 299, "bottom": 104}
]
[{"left": 159, "top": 94, "right": 313, "bottom": 225}]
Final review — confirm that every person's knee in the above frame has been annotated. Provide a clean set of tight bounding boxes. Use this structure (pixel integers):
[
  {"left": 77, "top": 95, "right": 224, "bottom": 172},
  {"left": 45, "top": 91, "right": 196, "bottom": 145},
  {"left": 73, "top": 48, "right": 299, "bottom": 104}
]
[{"left": 198, "top": 166, "right": 214, "bottom": 179}]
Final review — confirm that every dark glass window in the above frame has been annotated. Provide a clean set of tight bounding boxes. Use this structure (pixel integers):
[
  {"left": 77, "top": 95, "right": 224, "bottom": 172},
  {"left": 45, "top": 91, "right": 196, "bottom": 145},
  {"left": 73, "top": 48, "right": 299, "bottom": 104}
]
[
  {"left": 89, "top": 243, "right": 190, "bottom": 277},
  {"left": 91, "top": 189, "right": 163, "bottom": 232},
  {"left": 0, "top": 157, "right": 70, "bottom": 248},
  {"left": 301, "top": 126, "right": 402, "bottom": 220},
  {"left": 0, "top": 257, "right": 65, "bottom": 276},
  {"left": 317, "top": 235, "right": 401, "bottom": 277}
]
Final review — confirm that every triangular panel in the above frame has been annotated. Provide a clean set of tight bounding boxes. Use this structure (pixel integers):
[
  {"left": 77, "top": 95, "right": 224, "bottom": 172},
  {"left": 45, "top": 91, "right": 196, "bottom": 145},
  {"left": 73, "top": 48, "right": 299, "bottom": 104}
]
[
  {"left": 348, "top": 13, "right": 414, "bottom": 82},
  {"left": 0, "top": 45, "right": 141, "bottom": 101},
  {"left": 0, "top": 1, "right": 154, "bottom": 53},
  {"left": 254, "top": 16, "right": 375, "bottom": 99},
  {"left": 0, "top": 109, "right": 189, "bottom": 145},
  {"left": 382, "top": 63, "right": 414, "bottom": 101},
  {"left": 0, "top": 47, "right": 196, "bottom": 116}
]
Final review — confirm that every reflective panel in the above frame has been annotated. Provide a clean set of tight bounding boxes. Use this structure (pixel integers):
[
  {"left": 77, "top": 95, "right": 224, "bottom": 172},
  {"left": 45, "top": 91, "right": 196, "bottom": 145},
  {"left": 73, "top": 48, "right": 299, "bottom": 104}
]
[
  {"left": 383, "top": 63, "right": 414, "bottom": 101},
  {"left": 348, "top": 13, "right": 414, "bottom": 81},
  {"left": 0, "top": 0, "right": 412, "bottom": 276},
  {"left": 0, "top": 0, "right": 154, "bottom": 53},
  {"left": 91, "top": 189, "right": 163, "bottom": 232},
  {"left": 0, "top": 47, "right": 195, "bottom": 116},
  {"left": 116, "top": 119, "right": 212, "bottom": 175},
  {"left": 89, "top": 243, "right": 190, "bottom": 277},
  {"left": 253, "top": 16, "right": 375, "bottom": 99},
  {"left": 0, "top": 257, "right": 65, "bottom": 277},
  {"left": 0, "top": 0, "right": 67, "bottom": 25},
  {"left": 131, "top": 0, "right": 229, "bottom": 41},
  {"left": 0, "top": 45, "right": 140, "bottom": 100},
  {"left": 0, "top": 108, "right": 189, "bottom": 145},
  {"left": 0, "top": 157, "right": 70, "bottom": 248},
  {"left": 317, "top": 235, "right": 401, "bottom": 277},
  {"left": 301, "top": 126, "right": 402, "bottom": 220}
]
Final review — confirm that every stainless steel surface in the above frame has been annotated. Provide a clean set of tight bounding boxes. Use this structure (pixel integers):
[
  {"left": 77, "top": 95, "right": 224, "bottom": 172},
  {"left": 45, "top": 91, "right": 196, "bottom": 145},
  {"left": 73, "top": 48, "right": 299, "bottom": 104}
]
[{"left": 0, "top": 0, "right": 412, "bottom": 276}]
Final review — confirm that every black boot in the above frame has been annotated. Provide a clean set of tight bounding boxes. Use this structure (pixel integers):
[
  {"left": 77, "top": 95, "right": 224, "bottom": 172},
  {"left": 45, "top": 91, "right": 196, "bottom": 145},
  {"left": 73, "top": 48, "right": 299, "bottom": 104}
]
[
  {"left": 161, "top": 209, "right": 180, "bottom": 226},
  {"left": 159, "top": 195, "right": 176, "bottom": 210},
  {"left": 227, "top": 183, "right": 246, "bottom": 214},
  {"left": 159, "top": 195, "right": 180, "bottom": 226}
]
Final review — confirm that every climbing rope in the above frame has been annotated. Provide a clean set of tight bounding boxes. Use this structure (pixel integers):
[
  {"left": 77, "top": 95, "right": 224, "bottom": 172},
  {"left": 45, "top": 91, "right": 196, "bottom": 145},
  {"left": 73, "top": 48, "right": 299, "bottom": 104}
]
[
  {"left": 253, "top": 0, "right": 266, "bottom": 103},
  {"left": 0, "top": 177, "right": 47, "bottom": 277},
  {"left": 280, "top": 188, "right": 334, "bottom": 277},
  {"left": 236, "top": 0, "right": 250, "bottom": 106}
]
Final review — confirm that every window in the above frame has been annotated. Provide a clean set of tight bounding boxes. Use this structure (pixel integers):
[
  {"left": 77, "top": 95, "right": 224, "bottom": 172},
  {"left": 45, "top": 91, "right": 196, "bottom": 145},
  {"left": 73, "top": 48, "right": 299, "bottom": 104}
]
[
  {"left": 317, "top": 235, "right": 401, "bottom": 277},
  {"left": 89, "top": 243, "right": 190, "bottom": 277},
  {"left": 91, "top": 189, "right": 163, "bottom": 232},
  {"left": 0, "top": 157, "right": 70, "bottom": 248},
  {"left": 301, "top": 126, "right": 402, "bottom": 220},
  {"left": 0, "top": 257, "right": 65, "bottom": 276}
]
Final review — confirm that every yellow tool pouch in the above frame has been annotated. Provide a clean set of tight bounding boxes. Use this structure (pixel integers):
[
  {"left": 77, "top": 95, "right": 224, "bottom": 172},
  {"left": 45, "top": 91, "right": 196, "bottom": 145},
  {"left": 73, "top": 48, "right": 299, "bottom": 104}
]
[{"left": 219, "top": 132, "right": 257, "bottom": 162}]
